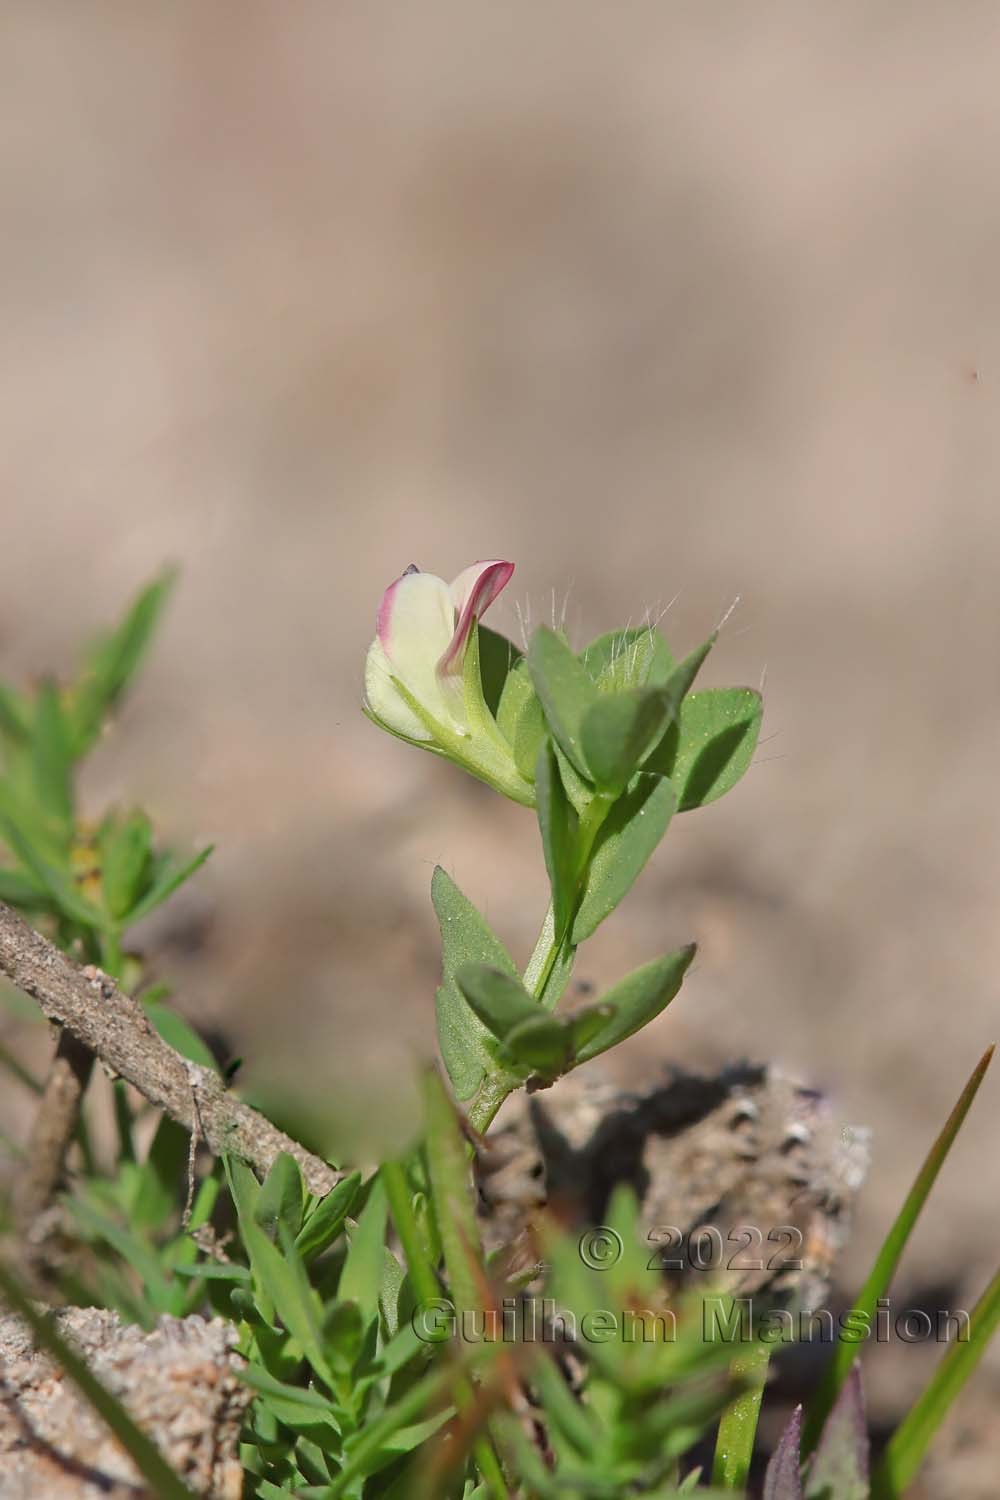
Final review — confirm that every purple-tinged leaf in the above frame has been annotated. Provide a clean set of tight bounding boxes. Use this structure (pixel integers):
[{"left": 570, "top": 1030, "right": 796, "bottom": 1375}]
[
  {"left": 764, "top": 1405, "right": 805, "bottom": 1500},
  {"left": 807, "top": 1362, "right": 869, "bottom": 1499}
]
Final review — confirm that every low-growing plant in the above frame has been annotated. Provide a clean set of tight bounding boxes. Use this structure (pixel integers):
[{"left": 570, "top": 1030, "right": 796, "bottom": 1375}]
[{"left": 0, "top": 559, "right": 995, "bottom": 1498}]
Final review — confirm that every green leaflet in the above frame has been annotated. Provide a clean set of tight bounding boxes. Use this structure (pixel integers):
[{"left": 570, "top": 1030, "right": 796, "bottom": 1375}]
[
  {"left": 69, "top": 570, "right": 176, "bottom": 755},
  {"left": 572, "top": 947, "right": 696, "bottom": 1064},
  {"left": 500, "top": 1013, "right": 572, "bottom": 1076},
  {"left": 124, "top": 844, "right": 214, "bottom": 927},
  {"left": 579, "top": 625, "right": 675, "bottom": 691},
  {"left": 294, "top": 1170, "right": 361, "bottom": 1265},
  {"left": 339, "top": 1172, "right": 389, "bottom": 1329},
  {"left": 101, "top": 810, "right": 153, "bottom": 921},
  {"left": 573, "top": 774, "right": 676, "bottom": 942},
  {"left": 31, "top": 680, "right": 74, "bottom": 839},
  {"left": 528, "top": 626, "right": 599, "bottom": 781},
  {"left": 144, "top": 1001, "right": 218, "bottom": 1073},
  {"left": 225, "top": 1156, "right": 332, "bottom": 1384},
  {"left": 456, "top": 963, "right": 540, "bottom": 1038},
  {"left": 255, "top": 1152, "right": 305, "bottom": 1241},
  {"left": 431, "top": 865, "right": 519, "bottom": 1101},
  {"left": 496, "top": 657, "right": 546, "bottom": 780},
  {"left": 647, "top": 686, "right": 762, "bottom": 811},
  {"left": 579, "top": 636, "right": 715, "bottom": 795}
]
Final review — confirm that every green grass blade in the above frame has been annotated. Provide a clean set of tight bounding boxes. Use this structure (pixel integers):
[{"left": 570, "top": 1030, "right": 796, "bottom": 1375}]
[
  {"left": 712, "top": 1343, "right": 771, "bottom": 1488},
  {"left": 0, "top": 1258, "right": 198, "bottom": 1500},
  {"left": 871, "top": 1263, "right": 1000, "bottom": 1498},
  {"left": 383, "top": 1156, "right": 441, "bottom": 1309},
  {"left": 804, "top": 1044, "right": 994, "bottom": 1450},
  {"left": 423, "top": 1068, "right": 485, "bottom": 1317}
]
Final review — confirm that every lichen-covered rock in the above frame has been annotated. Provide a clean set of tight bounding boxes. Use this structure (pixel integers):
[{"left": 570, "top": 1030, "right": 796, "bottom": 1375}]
[{"left": 0, "top": 1307, "right": 249, "bottom": 1499}]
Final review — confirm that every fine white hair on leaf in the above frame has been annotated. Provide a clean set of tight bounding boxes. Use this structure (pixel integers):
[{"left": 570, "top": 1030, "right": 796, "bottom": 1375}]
[
  {"left": 514, "top": 596, "right": 531, "bottom": 654},
  {"left": 715, "top": 594, "right": 742, "bottom": 633},
  {"left": 558, "top": 581, "right": 574, "bottom": 634}
]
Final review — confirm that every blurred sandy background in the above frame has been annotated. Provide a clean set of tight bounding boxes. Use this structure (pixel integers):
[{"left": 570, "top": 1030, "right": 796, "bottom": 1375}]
[{"left": 2, "top": 0, "right": 999, "bottom": 1398}]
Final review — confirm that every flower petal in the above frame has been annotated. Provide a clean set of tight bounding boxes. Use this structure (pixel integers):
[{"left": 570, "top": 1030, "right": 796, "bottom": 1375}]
[
  {"left": 368, "top": 568, "right": 457, "bottom": 735},
  {"left": 440, "top": 560, "right": 515, "bottom": 675},
  {"left": 364, "top": 637, "right": 434, "bottom": 740}
]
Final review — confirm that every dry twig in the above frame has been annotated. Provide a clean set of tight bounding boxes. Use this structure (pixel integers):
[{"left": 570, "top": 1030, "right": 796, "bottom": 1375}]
[{"left": 0, "top": 900, "right": 339, "bottom": 1197}]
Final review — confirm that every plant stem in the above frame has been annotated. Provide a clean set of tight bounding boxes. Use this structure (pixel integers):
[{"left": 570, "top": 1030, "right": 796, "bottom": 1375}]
[
  {"left": 522, "top": 903, "right": 560, "bottom": 1000},
  {"left": 466, "top": 1071, "right": 517, "bottom": 1136},
  {"left": 468, "top": 793, "right": 615, "bottom": 1135}
]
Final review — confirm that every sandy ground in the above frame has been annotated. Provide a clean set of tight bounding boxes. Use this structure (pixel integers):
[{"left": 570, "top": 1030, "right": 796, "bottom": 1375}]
[{"left": 2, "top": 0, "right": 999, "bottom": 1430}]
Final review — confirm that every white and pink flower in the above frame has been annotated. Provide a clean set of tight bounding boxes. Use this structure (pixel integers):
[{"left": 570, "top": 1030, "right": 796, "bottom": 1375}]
[{"left": 364, "top": 559, "right": 534, "bottom": 804}]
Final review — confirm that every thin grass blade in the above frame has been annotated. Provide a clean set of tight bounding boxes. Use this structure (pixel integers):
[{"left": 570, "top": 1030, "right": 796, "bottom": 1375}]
[
  {"left": 804, "top": 1044, "right": 994, "bottom": 1450},
  {"left": 871, "top": 1263, "right": 1000, "bottom": 1498}
]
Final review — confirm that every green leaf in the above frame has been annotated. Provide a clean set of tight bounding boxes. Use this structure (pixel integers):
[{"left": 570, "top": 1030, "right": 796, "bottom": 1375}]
[
  {"left": 0, "top": 682, "right": 30, "bottom": 744},
  {"left": 580, "top": 687, "right": 674, "bottom": 795},
  {"left": 580, "top": 625, "right": 675, "bottom": 691},
  {"left": 580, "top": 636, "right": 716, "bottom": 794},
  {"left": 804, "top": 1045, "right": 994, "bottom": 1451},
  {"left": 69, "top": 571, "right": 176, "bottom": 755},
  {"left": 527, "top": 626, "right": 599, "bottom": 781},
  {"left": 496, "top": 658, "right": 546, "bottom": 780},
  {"left": 381, "top": 1158, "right": 441, "bottom": 1309},
  {"left": 501, "top": 1014, "right": 572, "bottom": 1077},
  {"left": 431, "top": 865, "right": 519, "bottom": 1101},
  {"left": 101, "top": 810, "right": 153, "bottom": 921},
  {"left": 31, "top": 681, "right": 74, "bottom": 835},
  {"left": 712, "top": 1343, "right": 771, "bottom": 1490},
  {"left": 294, "top": 1170, "right": 361, "bottom": 1264},
  {"left": 572, "top": 774, "right": 676, "bottom": 943},
  {"left": 0, "top": 865, "right": 54, "bottom": 910},
  {"left": 535, "top": 743, "right": 580, "bottom": 934},
  {"left": 340, "top": 1173, "right": 388, "bottom": 1328},
  {"left": 224, "top": 1156, "right": 332, "bottom": 1383},
  {"left": 238, "top": 1363, "right": 338, "bottom": 1431},
  {"left": 566, "top": 1002, "right": 616, "bottom": 1058},
  {"left": 0, "top": 1259, "right": 199, "bottom": 1500},
  {"left": 123, "top": 844, "right": 213, "bottom": 927},
  {"left": 475, "top": 625, "right": 523, "bottom": 717},
  {"left": 871, "top": 1263, "right": 1000, "bottom": 1498},
  {"left": 322, "top": 1358, "right": 458, "bottom": 1499},
  {"left": 423, "top": 1069, "right": 484, "bottom": 1319},
  {"left": 256, "top": 1152, "right": 305, "bottom": 1240},
  {"left": 807, "top": 1363, "right": 868, "bottom": 1499},
  {"left": 171, "top": 1260, "right": 250, "bottom": 1282},
  {"left": 456, "top": 963, "right": 540, "bottom": 1039},
  {"left": 144, "top": 1002, "right": 218, "bottom": 1072},
  {"left": 131, "top": 1115, "right": 189, "bottom": 1228},
  {"left": 572, "top": 946, "right": 696, "bottom": 1065},
  {"left": 0, "top": 811, "right": 104, "bottom": 929},
  {"left": 647, "top": 687, "right": 762, "bottom": 811},
  {"left": 324, "top": 1297, "right": 365, "bottom": 1372}
]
